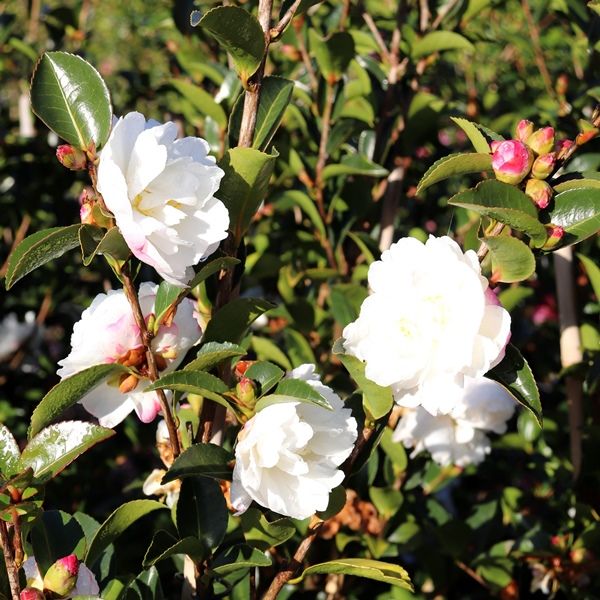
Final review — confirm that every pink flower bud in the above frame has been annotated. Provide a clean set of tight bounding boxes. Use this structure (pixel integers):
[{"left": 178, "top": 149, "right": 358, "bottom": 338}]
[
  {"left": 541, "top": 224, "right": 565, "bottom": 250},
  {"left": 491, "top": 140, "right": 533, "bottom": 185},
  {"left": 516, "top": 119, "right": 534, "bottom": 142},
  {"left": 526, "top": 127, "right": 555, "bottom": 155},
  {"left": 56, "top": 145, "right": 87, "bottom": 171},
  {"left": 490, "top": 140, "right": 502, "bottom": 153},
  {"left": 80, "top": 201, "right": 94, "bottom": 225},
  {"left": 525, "top": 179, "right": 553, "bottom": 209},
  {"left": 531, "top": 153, "right": 556, "bottom": 179},
  {"left": 236, "top": 377, "right": 257, "bottom": 410},
  {"left": 43, "top": 555, "right": 79, "bottom": 597},
  {"left": 555, "top": 139, "right": 574, "bottom": 160},
  {"left": 20, "top": 588, "right": 45, "bottom": 600}
]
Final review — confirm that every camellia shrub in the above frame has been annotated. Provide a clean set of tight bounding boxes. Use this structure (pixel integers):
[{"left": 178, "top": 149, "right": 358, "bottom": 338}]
[{"left": 2, "top": 1, "right": 600, "bottom": 599}]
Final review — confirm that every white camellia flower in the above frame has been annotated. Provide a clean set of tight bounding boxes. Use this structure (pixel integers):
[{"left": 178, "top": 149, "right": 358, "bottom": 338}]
[
  {"left": 231, "top": 364, "right": 358, "bottom": 520},
  {"left": 343, "top": 236, "right": 511, "bottom": 415},
  {"left": 57, "top": 283, "right": 201, "bottom": 427},
  {"left": 393, "top": 377, "right": 516, "bottom": 467},
  {"left": 97, "top": 112, "right": 229, "bottom": 286},
  {"left": 143, "top": 468, "right": 181, "bottom": 507}
]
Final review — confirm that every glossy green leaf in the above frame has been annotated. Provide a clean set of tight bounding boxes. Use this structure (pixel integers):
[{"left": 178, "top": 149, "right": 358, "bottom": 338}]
[
  {"left": 218, "top": 147, "right": 277, "bottom": 243},
  {"left": 20, "top": 421, "right": 114, "bottom": 483},
  {"left": 255, "top": 378, "right": 331, "bottom": 411},
  {"left": 29, "top": 363, "right": 130, "bottom": 438},
  {"left": 0, "top": 425, "right": 20, "bottom": 477},
  {"left": 449, "top": 180, "right": 547, "bottom": 246},
  {"left": 289, "top": 558, "right": 413, "bottom": 590},
  {"left": 240, "top": 508, "right": 295, "bottom": 551},
  {"left": 176, "top": 477, "right": 227, "bottom": 554},
  {"left": 333, "top": 338, "right": 393, "bottom": 420},
  {"left": 245, "top": 361, "right": 285, "bottom": 396},
  {"left": 5, "top": 224, "right": 82, "bottom": 289},
  {"left": 579, "top": 253, "right": 600, "bottom": 299},
  {"left": 250, "top": 337, "right": 292, "bottom": 370},
  {"left": 143, "top": 531, "right": 206, "bottom": 566},
  {"left": 483, "top": 235, "right": 536, "bottom": 283},
  {"left": 79, "top": 226, "right": 130, "bottom": 266},
  {"left": 252, "top": 76, "right": 294, "bottom": 151},
  {"left": 317, "top": 486, "right": 347, "bottom": 520},
  {"left": 85, "top": 500, "right": 167, "bottom": 567},
  {"left": 411, "top": 31, "right": 474, "bottom": 59},
  {"left": 212, "top": 544, "right": 272, "bottom": 574},
  {"left": 154, "top": 281, "right": 182, "bottom": 329},
  {"left": 416, "top": 153, "right": 492, "bottom": 194},
  {"left": 548, "top": 188, "right": 600, "bottom": 246},
  {"left": 309, "top": 31, "right": 355, "bottom": 80},
  {"left": 170, "top": 79, "right": 227, "bottom": 129},
  {"left": 30, "top": 52, "right": 112, "bottom": 148},
  {"left": 162, "top": 443, "right": 233, "bottom": 483},
  {"left": 379, "top": 428, "right": 408, "bottom": 472},
  {"left": 488, "top": 344, "right": 542, "bottom": 426},
  {"left": 202, "top": 297, "right": 275, "bottom": 344},
  {"left": 450, "top": 117, "right": 490, "bottom": 153},
  {"left": 122, "top": 566, "right": 164, "bottom": 600},
  {"left": 145, "top": 371, "right": 229, "bottom": 407},
  {"left": 370, "top": 487, "right": 404, "bottom": 518},
  {"left": 188, "top": 256, "right": 240, "bottom": 289},
  {"left": 195, "top": 6, "right": 265, "bottom": 85},
  {"left": 553, "top": 178, "right": 600, "bottom": 193},
  {"left": 322, "top": 154, "right": 388, "bottom": 180},
  {"left": 184, "top": 341, "right": 246, "bottom": 372}
]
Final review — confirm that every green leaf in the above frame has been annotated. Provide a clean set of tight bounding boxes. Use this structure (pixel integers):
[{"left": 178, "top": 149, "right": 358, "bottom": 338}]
[
  {"left": 251, "top": 76, "right": 294, "bottom": 151},
  {"left": 379, "top": 428, "right": 408, "bottom": 472},
  {"left": 488, "top": 345, "right": 542, "bottom": 426},
  {"left": 370, "top": 487, "right": 404, "bottom": 518},
  {"left": 184, "top": 341, "right": 247, "bottom": 372},
  {"left": 411, "top": 31, "right": 474, "bottom": 59},
  {"left": 317, "top": 486, "right": 347, "bottom": 520},
  {"left": 202, "top": 297, "right": 275, "bottom": 344},
  {"left": 20, "top": 421, "right": 115, "bottom": 483},
  {"left": 250, "top": 337, "right": 292, "bottom": 370},
  {"left": 79, "top": 226, "right": 130, "bottom": 266},
  {"left": 154, "top": 281, "right": 183, "bottom": 329},
  {"left": 273, "top": 190, "right": 326, "bottom": 239},
  {"left": 450, "top": 117, "right": 490, "bottom": 153},
  {"left": 5, "top": 224, "right": 82, "bottom": 289},
  {"left": 0, "top": 425, "right": 20, "bottom": 477},
  {"left": 145, "top": 372, "right": 230, "bottom": 409},
  {"left": 553, "top": 178, "right": 600, "bottom": 193},
  {"left": 289, "top": 558, "right": 413, "bottom": 590},
  {"left": 30, "top": 52, "right": 112, "bottom": 148},
  {"left": 176, "top": 477, "right": 227, "bottom": 555},
  {"left": 578, "top": 253, "right": 600, "bottom": 299},
  {"left": 270, "top": 378, "right": 332, "bottom": 409},
  {"left": 240, "top": 508, "right": 295, "bottom": 551},
  {"left": 416, "top": 153, "right": 492, "bottom": 194},
  {"left": 170, "top": 80, "right": 227, "bottom": 129},
  {"left": 85, "top": 500, "right": 168, "bottom": 567},
  {"left": 322, "top": 154, "right": 388, "bottom": 181},
  {"left": 162, "top": 443, "right": 233, "bottom": 483},
  {"left": 329, "top": 284, "right": 369, "bottom": 327},
  {"left": 218, "top": 147, "right": 277, "bottom": 243},
  {"left": 245, "top": 361, "right": 285, "bottom": 396},
  {"left": 29, "top": 363, "right": 130, "bottom": 438},
  {"left": 195, "top": 6, "right": 265, "bottom": 85},
  {"left": 333, "top": 338, "right": 393, "bottom": 420},
  {"left": 548, "top": 188, "right": 600, "bottom": 247},
  {"left": 188, "top": 256, "right": 240, "bottom": 290},
  {"left": 483, "top": 235, "right": 536, "bottom": 283},
  {"left": 449, "top": 180, "right": 547, "bottom": 247},
  {"left": 143, "top": 531, "right": 206, "bottom": 566},
  {"left": 212, "top": 544, "right": 272, "bottom": 575},
  {"left": 123, "top": 566, "right": 164, "bottom": 600},
  {"left": 309, "top": 31, "right": 355, "bottom": 80}
]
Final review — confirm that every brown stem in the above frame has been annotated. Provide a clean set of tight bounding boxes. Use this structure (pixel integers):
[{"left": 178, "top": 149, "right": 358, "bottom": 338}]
[
  {"left": 362, "top": 13, "right": 391, "bottom": 62},
  {"left": 121, "top": 266, "right": 181, "bottom": 457},
  {"left": 418, "top": 0, "right": 430, "bottom": 31},
  {"left": 476, "top": 222, "right": 505, "bottom": 262},
  {"left": 294, "top": 18, "right": 318, "bottom": 93},
  {"left": 0, "top": 214, "right": 31, "bottom": 278},
  {"left": 270, "top": 0, "right": 302, "bottom": 41},
  {"left": 0, "top": 521, "right": 19, "bottom": 600},
  {"left": 11, "top": 511, "right": 23, "bottom": 569},
  {"left": 314, "top": 81, "right": 335, "bottom": 226}
]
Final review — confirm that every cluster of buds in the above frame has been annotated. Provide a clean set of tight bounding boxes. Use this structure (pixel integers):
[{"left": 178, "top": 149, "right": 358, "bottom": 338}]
[{"left": 20, "top": 555, "right": 80, "bottom": 600}]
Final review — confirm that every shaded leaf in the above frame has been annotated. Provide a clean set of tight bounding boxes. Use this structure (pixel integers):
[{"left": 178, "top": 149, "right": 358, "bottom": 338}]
[
  {"left": 579, "top": 253, "right": 600, "bottom": 299},
  {"left": 252, "top": 76, "right": 294, "bottom": 151},
  {"left": 322, "top": 154, "right": 388, "bottom": 180},
  {"left": 240, "top": 508, "right": 295, "bottom": 551},
  {"left": 145, "top": 372, "right": 230, "bottom": 409},
  {"left": 184, "top": 341, "right": 246, "bottom": 372},
  {"left": 417, "top": 153, "right": 492, "bottom": 194},
  {"left": 143, "top": 531, "right": 205, "bottom": 566},
  {"left": 245, "top": 361, "right": 285, "bottom": 396},
  {"left": 188, "top": 256, "right": 240, "bottom": 290},
  {"left": 411, "top": 31, "right": 474, "bottom": 59},
  {"left": 170, "top": 80, "right": 227, "bottom": 129},
  {"left": 162, "top": 444, "right": 233, "bottom": 483},
  {"left": 79, "top": 226, "right": 130, "bottom": 266},
  {"left": 483, "top": 235, "right": 536, "bottom": 283},
  {"left": 212, "top": 544, "right": 272, "bottom": 574},
  {"left": 309, "top": 31, "right": 355, "bottom": 80},
  {"left": 5, "top": 224, "right": 82, "bottom": 289},
  {"left": 30, "top": 52, "right": 112, "bottom": 148},
  {"left": 273, "top": 190, "right": 326, "bottom": 238}
]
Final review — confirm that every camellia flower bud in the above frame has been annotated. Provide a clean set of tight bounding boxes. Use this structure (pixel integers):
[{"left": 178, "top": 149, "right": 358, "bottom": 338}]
[
  {"left": 492, "top": 140, "right": 533, "bottom": 185},
  {"left": 541, "top": 224, "right": 565, "bottom": 250},
  {"left": 235, "top": 377, "right": 257, "bottom": 411},
  {"left": 526, "top": 127, "right": 555, "bottom": 155},
  {"left": 555, "top": 139, "right": 574, "bottom": 160},
  {"left": 79, "top": 201, "right": 94, "bottom": 225},
  {"left": 56, "top": 145, "right": 87, "bottom": 171},
  {"left": 525, "top": 178, "right": 553, "bottom": 209},
  {"left": 516, "top": 119, "right": 534, "bottom": 143},
  {"left": 531, "top": 153, "right": 556, "bottom": 179},
  {"left": 20, "top": 588, "right": 45, "bottom": 600},
  {"left": 43, "top": 555, "right": 79, "bottom": 597}
]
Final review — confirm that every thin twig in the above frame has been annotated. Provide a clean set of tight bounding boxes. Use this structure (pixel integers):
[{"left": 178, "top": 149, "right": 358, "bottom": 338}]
[
  {"left": 270, "top": 0, "right": 302, "bottom": 40},
  {"left": 121, "top": 266, "right": 181, "bottom": 457},
  {"left": 476, "top": 222, "right": 505, "bottom": 262},
  {"left": 431, "top": 0, "right": 461, "bottom": 30},
  {"left": 0, "top": 521, "right": 19, "bottom": 600},
  {"left": 0, "top": 214, "right": 31, "bottom": 278},
  {"left": 362, "top": 13, "right": 391, "bottom": 62},
  {"left": 418, "top": 0, "right": 430, "bottom": 32},
  {"left": 294, "top": 18, "right": 318, "bottom": 93}
]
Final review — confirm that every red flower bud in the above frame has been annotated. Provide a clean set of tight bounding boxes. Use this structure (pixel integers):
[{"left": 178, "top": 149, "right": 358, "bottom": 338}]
[
  {"left": 56, "top": 145, "right": 87, "bottom": 171},
  {"left": 43, "top": 555, "right": 79, "bottom": 597},
  {"left": 525, "top": 179, "right": 553, "bottom": 209},
  {"left": 492, "top": 140, "right": 533, "bottom": 185},
  {"left": 541, "top": 224, "right": 565, "bottom": 250},
  {"left": 555, "top": 139, "right": 574, "bottom": 161},
  {"left": 515, "top": 119, "right": 534, "bottom": 143},
  {"left": 526, "top": 127, "right": 555, "bottom": 155},
  {"left": 531, "top": 153, "right": 556, "bottom": 179},
  {"left": 20, "top": 588, "right": 45, "bottom": 600}
]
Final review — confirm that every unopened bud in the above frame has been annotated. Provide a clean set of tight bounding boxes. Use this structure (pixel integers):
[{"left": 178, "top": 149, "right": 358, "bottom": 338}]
[
  {"left": 516, "top": 119, "right": 534, "bottom": 143},
  {"left": 492, "top": 140, "right": 533, "bottom": 185},
  {"left": 118, "top": 373, "right": 139, "bottom": 394},
  {"left": 555, "top": 139, "right": 574, "bottom": 161},
  {"left": 576, "top": 128, "right": 599, "bottom": 146},
  {"left": 234, "top": 360, "right": 254, "bottom": 380},
  {"left": 525, "top": 179, "right": 553, "bottom": 209},
  {"left": 236, "top": 377, "right": 256, "bottom": 409},
  {"left": 541, "top": 224, "right": 565, "bottom": 250},
  {"left": 531, "top": 153, "right": 556, "bottom": 179},
  {"left": 43, "top": 555, "right": 79, "bottom": 597},
  {"left": 527, "top": 127, "right": 555, "bottom": 155},
  {"left": 20, "top": 588, "right": 45, "bottom": 600},
  {"left": 80, "top": 201, "right": 94, "bottom": 225},
  {"left": 56, "top": 145, "right": 87, "bottom": 171}
]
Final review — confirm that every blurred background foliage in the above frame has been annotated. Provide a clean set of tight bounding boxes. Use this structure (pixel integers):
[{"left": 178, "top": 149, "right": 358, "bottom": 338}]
[{"left": 2, "top": 0, "right": 600, "bottom": 597}]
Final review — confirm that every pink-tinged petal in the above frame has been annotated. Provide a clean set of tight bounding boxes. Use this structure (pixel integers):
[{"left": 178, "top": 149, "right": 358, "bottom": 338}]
[
  {"left": 131, "top": 391, "right": 162, "bottom": 423},
  {"left": 80, "top": 384, "right": 136, "bottom": 428}
]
